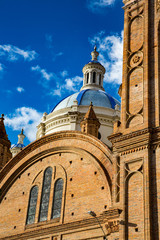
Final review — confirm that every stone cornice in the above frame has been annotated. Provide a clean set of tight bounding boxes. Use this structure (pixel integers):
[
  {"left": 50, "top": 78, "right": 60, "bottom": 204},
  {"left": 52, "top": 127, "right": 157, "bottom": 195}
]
[
  {"left": 0, "top": 209, "right": 120, "bottom": 240},
  {"left": 123, "top": 0, "right": 143, "bottom": 10},
  {"left": 109, "top": 128, "right": 151, "bottom": 153},
  {"left": 109, "top": 127, "right": 160, "bottom": 154},
  {"left": 108, "top": 128, "right": 151, "bottom": 143},
  {"left": 82, "top": 63, "right": 105, "bottom": 74}
]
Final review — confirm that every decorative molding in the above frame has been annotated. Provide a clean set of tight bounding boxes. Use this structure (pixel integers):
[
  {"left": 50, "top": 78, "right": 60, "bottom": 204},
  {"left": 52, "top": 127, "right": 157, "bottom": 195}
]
[
  {"left": 157, "top": 0, "right": 160, "bottom": 10},
  {"left": 120, "top": 145, "right": 148, "bottom": 156},
  {"left": 0, "top": 209, "right": 120, "bottom": 240},
  {"left": 123, "top": 0, "right": 143, "bottom": 10},
  {"left": 108, "top": 127, "right": 160, "bottom": 154},
  {"left": 0, "top": 131, "right": 113, "bottom": 183},
  {"left": 109, "top": 128, "right": 150, "bottom": 143},
  {"left": 105, "top": 220, "right": 119, "bottom": 235}
]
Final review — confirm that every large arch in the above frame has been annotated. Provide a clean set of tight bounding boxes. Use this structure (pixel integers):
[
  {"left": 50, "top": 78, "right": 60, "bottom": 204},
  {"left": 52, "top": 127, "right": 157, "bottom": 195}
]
[{"left": 0, "top": 131, "right": 113, "bottom": 202}]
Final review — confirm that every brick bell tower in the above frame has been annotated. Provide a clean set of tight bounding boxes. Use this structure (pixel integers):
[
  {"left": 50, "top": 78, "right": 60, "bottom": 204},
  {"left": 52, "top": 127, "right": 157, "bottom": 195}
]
[
  {"left": 0, "top": 114, "right": 12, "bottom": 170},
  {"left": 109, "top": 0, "right": 160, "bottom": 239}
]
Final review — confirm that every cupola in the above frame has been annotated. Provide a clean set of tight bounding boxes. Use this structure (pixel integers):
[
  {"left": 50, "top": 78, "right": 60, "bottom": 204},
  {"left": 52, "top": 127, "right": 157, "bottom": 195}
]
[
  {"left": 10, "top": 129, "right": 26, "bottom": 157},
  {"left": 81, "top": 46, "right": 105, "bottom": 91}
]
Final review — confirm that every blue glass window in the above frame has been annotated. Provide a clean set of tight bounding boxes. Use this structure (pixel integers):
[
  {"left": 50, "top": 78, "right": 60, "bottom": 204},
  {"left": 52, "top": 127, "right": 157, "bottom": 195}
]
[
  {"left": 51, "top": 178, "right": 64, "bottom": 219},
  {"left": 39, "top": 167, "right": 52, "bottom": 222},
  {"left": 26, "top": 185, "right": 38, "bottom": 225}
]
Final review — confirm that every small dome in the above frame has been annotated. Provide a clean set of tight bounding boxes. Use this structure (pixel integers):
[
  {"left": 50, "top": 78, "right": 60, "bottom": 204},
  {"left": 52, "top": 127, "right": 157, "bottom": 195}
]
[
  {"left": 11, "top": 143, "right": 25, "bottom": 149},
  {"left": 51, "top": 89, "right": 120, "bottom": 112},
  {"left": 10, "top": 129, "right": 26, "bottom": 157}
]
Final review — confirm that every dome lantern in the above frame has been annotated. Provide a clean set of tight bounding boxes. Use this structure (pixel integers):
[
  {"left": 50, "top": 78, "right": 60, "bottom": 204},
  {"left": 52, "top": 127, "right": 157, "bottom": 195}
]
[
  {"left": 81, "top": 46, "right": 105, "bottom": 91},
  {"left": 18, "top": 129, "right": 25, "bottom": 145},
  {"left": 10, "top": 129, "right": 26, "bottom": 157}
]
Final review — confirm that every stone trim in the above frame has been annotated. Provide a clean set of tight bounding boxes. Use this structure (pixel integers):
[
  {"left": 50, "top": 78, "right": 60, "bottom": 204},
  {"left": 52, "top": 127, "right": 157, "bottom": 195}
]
[
  {"left": 0, "top": 209, "right": 120, "bottom": 240},
  {"left": 123, "top": 0, "right": 143, "bottom": 10}
]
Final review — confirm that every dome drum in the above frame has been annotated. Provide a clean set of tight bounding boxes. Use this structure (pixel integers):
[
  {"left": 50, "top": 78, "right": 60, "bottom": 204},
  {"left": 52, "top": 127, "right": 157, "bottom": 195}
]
[
  {"left": 37, "top": 100, "right": 120, "bottom": 147},
  {"left": 37, "top": 47, "right": 120, "bottom": 147}
]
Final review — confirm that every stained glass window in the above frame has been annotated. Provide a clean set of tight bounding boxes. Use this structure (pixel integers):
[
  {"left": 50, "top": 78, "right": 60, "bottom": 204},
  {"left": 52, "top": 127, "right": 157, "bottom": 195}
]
[
  {"left": 51, "top": 178, "right": 64, "bottom": 219},
  {"left": 39, "top": 167, "right": 52, "bottom": 222},
  {"left": 26, "top": 185, "right": 38, "bottom": 225}
]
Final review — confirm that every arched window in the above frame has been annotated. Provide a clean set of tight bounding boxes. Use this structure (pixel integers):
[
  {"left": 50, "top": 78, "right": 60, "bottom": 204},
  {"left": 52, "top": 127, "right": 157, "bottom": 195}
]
[
  {"left": 93, "top": 72, "right": 96, "bottom": 83},
  {"left": 87, "top": 73, "right": 89, "bottom": 84},
  {"left": 51, "top": 178, "right": 64, "bottom": 219},
  {"left": 39, "top": 167, "right": 52, "bottom": 222},
  {"left": 99, "top": 74, "right": 101, "bottom": 85},
  {"left": 26, "top": 185, "right": 38, "bottom": 225}
]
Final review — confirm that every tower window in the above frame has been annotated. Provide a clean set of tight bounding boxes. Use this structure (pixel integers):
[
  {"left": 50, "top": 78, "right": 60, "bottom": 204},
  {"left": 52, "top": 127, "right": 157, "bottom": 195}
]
[
  {"left": 99, "top": 74, "right": 101, "bottom": 85},
  {"left": 87, "top": 73, "right": 89, "bottom": 84},
  {"left": 26, "top": 185, "right": 38, "bottom": 225},
  {"left": 93, "top": 72, "right": 96, "bottom": 83},
  {"left": 39, "top": 167, "right": 52, "bottom": 222},
  {"left": 51, "top": 178, "right": 64, "bottom": 219}
]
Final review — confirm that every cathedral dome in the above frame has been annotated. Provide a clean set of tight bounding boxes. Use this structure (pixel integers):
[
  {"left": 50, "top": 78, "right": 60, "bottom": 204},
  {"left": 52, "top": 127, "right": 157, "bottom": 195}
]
[
  {"left": 36, "top": 46, "right": 120, "bottom": 147},
  {"left": 52, "top": 89, "right": 120, "bottom": 112}
]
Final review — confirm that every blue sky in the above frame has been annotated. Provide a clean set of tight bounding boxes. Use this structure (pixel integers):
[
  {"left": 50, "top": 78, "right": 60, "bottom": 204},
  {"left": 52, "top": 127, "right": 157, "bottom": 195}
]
[{"left": 0, "top": 0, "right": 124, "bottom": 146}]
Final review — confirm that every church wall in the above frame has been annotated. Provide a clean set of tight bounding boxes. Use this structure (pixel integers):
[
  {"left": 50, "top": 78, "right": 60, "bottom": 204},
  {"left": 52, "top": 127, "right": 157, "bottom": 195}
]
[
  {"left": 112, "top": 148, "right": 150, "bottom": 240},
  {"left": 0, "top": 132, "right": 114, "bottom": 239},
  {"left": 152, "top": 146, "right": 160, "bottom": 239}
]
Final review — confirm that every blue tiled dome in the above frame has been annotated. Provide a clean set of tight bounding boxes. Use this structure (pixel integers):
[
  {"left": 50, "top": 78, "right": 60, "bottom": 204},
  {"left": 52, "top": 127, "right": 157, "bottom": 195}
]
[
  {"left": 11, "top": 143, "right": 25, "bottom": 149},
  {"left": 51, "top": 89, "right": 120, "bottom": 112}
]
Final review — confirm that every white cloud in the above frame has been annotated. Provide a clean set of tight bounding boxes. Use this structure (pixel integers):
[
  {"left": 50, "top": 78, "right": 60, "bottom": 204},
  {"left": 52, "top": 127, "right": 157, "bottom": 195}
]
[
  {"left": 87, "top": 0, "right": 115, "bottom": 11},
  {"left": 52, "top": 52, "right": 63, "bottom": 61},
  {"left": 52, "top": 88, "right": 62, "bottom": 97},
  {"left": 31, "top": 65, "right": 53, "bottom": 81},
  {"left": 31, "top": 64, "right": 82, "bottom": 97},
  {"left": 5, "top": 107, "right": 42, "bottom": 142},
  {"left": 89, "top": 30, "right": 123, "bottom": 84},
  {"left": 65, "top": 76, "right": 83, "bottom": 91},
  {"left": 51, "top": 75, "right": 83, "bottom": 97},
  {"left": 17, "top": 87, "right": 25, "bottom": 93},
  {"left": 60, "top": 70, "right": 68, "bottom": 78},
  {"left": 0, "top": 44, "right": 37, "bottom": 62}
]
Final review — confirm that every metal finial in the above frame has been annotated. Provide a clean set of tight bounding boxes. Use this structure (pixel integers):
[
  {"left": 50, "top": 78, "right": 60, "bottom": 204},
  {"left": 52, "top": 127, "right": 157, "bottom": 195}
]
[
  {"left": 21, "top": 129, "right": 24, "bottom": 135},
  {"left": 90, "top": 102, "right": 93, "bottom": 106},
  {"left": 94, "top": 45, "right": 97, "bottom": 51}
]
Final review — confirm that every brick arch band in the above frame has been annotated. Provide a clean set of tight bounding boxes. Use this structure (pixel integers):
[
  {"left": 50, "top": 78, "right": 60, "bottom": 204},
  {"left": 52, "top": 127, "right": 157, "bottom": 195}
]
[{"left": 0, "top": 131, "right": 113, "bottom": 202}]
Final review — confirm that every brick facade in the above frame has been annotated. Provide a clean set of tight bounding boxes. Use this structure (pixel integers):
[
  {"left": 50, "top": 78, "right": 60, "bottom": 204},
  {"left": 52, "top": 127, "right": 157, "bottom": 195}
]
[{"left": 0, "top": 0, "right": 160, "bottom": 239}]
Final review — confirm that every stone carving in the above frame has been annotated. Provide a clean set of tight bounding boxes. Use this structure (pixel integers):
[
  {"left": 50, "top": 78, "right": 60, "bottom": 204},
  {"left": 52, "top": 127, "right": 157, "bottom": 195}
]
[
  {"left": 133, "top": 55, "right": 140, "bottom": 64},
  {"left": 157, "top": 0, "right": 160, "bottom": 9},
  {"left": 105, "top": 220, "right": 119, "bottom": 234},
  {"left": 130, "top": 51, "right": 143, "bottom": 68}
]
